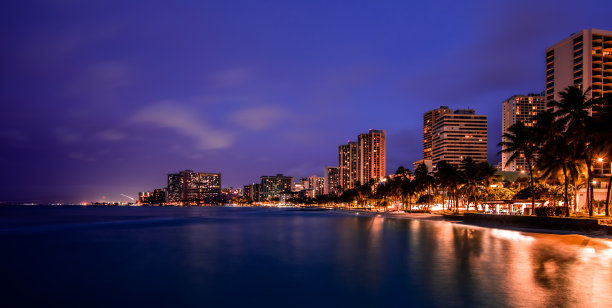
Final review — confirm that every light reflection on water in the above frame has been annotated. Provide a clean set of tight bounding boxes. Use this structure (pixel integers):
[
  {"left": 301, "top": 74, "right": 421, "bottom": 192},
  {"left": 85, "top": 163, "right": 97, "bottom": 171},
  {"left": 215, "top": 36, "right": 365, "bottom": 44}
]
[{"left": 1, "top": 206, "right": 611, "bottom": 307}]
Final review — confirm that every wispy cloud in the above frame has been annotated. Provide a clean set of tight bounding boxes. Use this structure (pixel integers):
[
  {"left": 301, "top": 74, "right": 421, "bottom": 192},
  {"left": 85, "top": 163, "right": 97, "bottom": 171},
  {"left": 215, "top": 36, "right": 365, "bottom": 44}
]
[
  {"left": 131, "top": 102, "right": 234, "bottom": 150},
  {"left": 55, "top": 127, "right": 82, "bottom": 143},
  {"left": 96, "top": 129, "right": 126, "bottom": 141},
  {"left": 229, "top": 105, "right": 286, "bottom": 130},
  {"left": 210, "top": 68, "right": 252, "bottom": 88}
]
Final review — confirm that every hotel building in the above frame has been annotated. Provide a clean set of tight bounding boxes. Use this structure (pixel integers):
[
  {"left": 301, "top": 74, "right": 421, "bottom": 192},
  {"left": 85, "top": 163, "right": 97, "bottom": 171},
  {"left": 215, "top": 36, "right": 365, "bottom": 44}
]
[
  {"left": 324, "top": 166, "right": 340, "bottom": 195},
  {"left": 431, "top": 109, "right": 487, "bottom": 166},
  {"left": 501, "top": 94, "right": 547, "bottom": 171},
  {"left": 260, "top": 174, "right": 293, "bottom": 200},
  {"left": 545, "top": 29, "right": 612, "bottom": 105},
  {"left": 243, "top": 183, "right": 261, "bottom": 202},
  {"left": 167, "top": 170, "right": 221, "bottom": 205},
  {"left": 358, "top": 130, "right": 386, "bottom": 184},
  {"left": 338, "top": 141, "right": 359, "bottom": 190},
  {"left": 423, "top": 106, "right": 452, "bottom": 160}
]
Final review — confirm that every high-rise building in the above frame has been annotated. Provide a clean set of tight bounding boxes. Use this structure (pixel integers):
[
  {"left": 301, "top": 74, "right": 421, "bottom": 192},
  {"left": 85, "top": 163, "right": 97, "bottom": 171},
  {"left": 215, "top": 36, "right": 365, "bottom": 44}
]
[
  {"left": 324, "top": 166, "right": 340, "bottom": 195},
  {"left": 243, "top": 183, "right": 261, "bottom": 202},
  {"left": 260, "top": 174, "right": 293, "bottom": 200},
  {"left": 545, "top": 29, "right": 612, "bottom": 106},
  {"left": 167, "top": 170, "right": 221, "bottom": 205},
  {"left": 338, "top": 141, "right": 359, "bottom": 190},
  {"left": 431, "top": 109, "right": 487, "bottom": 166},
  {"left": 423, "top": 106, "right": 452, "bottom": 160},
  {"left": 501, "top": 94, "right": 547, "bottom": 171},
  {"left": 300, "top": 175, "right": 325, "bottom": 198},
  {"left": 358, "top": 130, "right": 386, "bottom": 183}
]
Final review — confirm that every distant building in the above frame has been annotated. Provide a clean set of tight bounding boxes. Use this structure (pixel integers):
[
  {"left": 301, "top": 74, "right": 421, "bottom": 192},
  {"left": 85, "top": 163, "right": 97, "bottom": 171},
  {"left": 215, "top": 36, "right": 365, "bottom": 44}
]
[
  {"left": 423, "top": 106, "right": 452, "bottom": 160},
  {"left": 324, "top": 166, "right": 340, "bottom": 195},
  {"left": 150, "top": 188, "right": 167, "bottom": 204},
  {"left": 306, "top": 175, "right": 325, "bottom": 198},
  {"left": 167, "top": 170, "right": 221, "bottom": 205},
  {"left": 243, "top": 183, "right": 261, "bottom": 202},
  {"left": 501, "top": 94, "right": 546, "bottom": 171},
  {"left": 338, "top": 141, "right": 359, "bottom": 190},
  {"left": 545, "top": 29, "right": 612, "bottom": 107},
  {"left": 431, "top": 109, "right": 487, "bottom": 166},
  {"left": 358, "top": 130, "right": 386, "bottom": 184},
  {"left": 138, "top": 188, "right": 166, "bottom": 205},
  {"left": 260, "top": 174, "right": 293, "bottom": 200},
  {"left": 138, "top": 191, "right": 151, "bottom": 205}
]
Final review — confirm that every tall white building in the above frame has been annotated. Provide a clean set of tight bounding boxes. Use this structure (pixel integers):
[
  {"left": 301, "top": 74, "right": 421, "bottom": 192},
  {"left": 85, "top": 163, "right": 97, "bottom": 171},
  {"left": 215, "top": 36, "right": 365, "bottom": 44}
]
[
  {"left": 358, "top": 130, "right": 386, "bottom": 184},
  {"left": 338, "top": 141, "right": 359, "bottom": 190},
  {"left": 324, "top": 167, "right": 339, "bottom": 195},
  {"left": 431, "top": 110, "right": 487, "bottom": 167},
  {"left": 501, "top": 94, "right": 546, "bottom": 171},
  {"left": 545, "top": 29, "right": 612, "bottom": 106}
]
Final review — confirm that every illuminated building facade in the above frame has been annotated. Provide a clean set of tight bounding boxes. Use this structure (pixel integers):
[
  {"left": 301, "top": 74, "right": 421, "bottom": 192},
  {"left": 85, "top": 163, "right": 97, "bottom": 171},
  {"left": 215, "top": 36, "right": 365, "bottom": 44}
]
[
  {"left": 431, "top": 109, "right": 487, "bottom": 166},
  {"left": 324, "top": 166, "right": 340, "bottom": 195},
  {"left": 545, "top": 29, "right": 612, "bottom": 107},
  {"left": 358, "top": 129, "right": 386, "bottom": 184},
  {"left": 167, "top": 170, "right": 221, "bottom": 205},
  {"left": 306, "top": 175, "right": 325, "bottom": 198},
  {"left": 423, "top": 106, "right": 452, "bottom": 160},
  {"left": 338, "top": 141, "right": 359, "bottom": 190},
  {"left": 243, "top": 183, "right": 261, "bottom": 202},
  {"left": 501, "top": 94, "right": 546, "bottom": 171},
  {"left": 260, "top": 174, "right": 293, "bottom": 200}
]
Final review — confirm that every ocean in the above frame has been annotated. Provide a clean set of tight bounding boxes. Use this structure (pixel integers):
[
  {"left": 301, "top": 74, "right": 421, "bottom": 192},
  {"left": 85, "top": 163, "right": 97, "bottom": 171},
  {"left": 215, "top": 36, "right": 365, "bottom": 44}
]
[{"left": 1, "top": 205, "right": 610, "bottom": 307}]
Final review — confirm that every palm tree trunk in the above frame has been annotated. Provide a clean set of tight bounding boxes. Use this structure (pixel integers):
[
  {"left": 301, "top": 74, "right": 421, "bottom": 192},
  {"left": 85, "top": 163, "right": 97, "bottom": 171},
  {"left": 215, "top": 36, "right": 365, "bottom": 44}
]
[
  {"left": 605, "top": 175, "right": 611, "bottom": 216},
  {"left": 563, "top": 165, "right": 570, "bottom": 217},
  {"left": 586, "top": 159, "right": 594, "bottom": 216},
  {"left": 527, "top": 160, "right": 535, "bottom": 215}
]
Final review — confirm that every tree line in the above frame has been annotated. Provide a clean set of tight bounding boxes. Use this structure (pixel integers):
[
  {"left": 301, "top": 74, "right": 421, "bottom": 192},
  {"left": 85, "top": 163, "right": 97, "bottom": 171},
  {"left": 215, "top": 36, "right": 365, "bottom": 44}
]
[{"left": 238, "top": 86, "right": 611, "bottom": 217}]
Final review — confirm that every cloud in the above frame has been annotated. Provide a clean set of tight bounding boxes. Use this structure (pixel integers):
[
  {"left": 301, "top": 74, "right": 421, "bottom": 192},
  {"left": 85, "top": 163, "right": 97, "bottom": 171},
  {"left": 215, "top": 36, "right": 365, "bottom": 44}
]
[
  {"left": 96, "top": 130, "right": 126, "bottom": 141},
  {"left": 55, "top": 127, "right": 82, "bottom": 143},
  {"left": 65, "top": 61, "right": 131, "bottom": 101},
  {"left": 210, "top": 68, "right": 251, "bottom": 88},
  {"left": 229, "top": 105, "right": 286, "bottom": 130},
  {"left": 131, "top": 102, "right": 234, "bottom": 150},
  {"left": 67, "top": 152, "right": 96, "bottom": 162}
]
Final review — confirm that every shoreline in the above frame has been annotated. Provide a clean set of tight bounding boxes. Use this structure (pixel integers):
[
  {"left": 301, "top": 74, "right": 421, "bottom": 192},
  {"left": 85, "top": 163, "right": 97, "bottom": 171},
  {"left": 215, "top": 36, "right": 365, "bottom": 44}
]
[{"left": 331, "top": 208, "right": 612, "bottom": 240}]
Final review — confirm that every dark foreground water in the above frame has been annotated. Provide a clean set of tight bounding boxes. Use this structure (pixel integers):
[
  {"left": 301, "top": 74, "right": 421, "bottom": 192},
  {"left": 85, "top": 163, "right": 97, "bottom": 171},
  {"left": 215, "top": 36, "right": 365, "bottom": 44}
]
[{"left": 1, "top": 206, "right": 611, "bottom": 307}]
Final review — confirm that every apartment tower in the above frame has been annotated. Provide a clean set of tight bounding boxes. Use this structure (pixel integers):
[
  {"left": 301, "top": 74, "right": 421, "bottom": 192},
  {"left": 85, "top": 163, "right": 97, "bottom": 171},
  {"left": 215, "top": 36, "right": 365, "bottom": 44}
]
[
  {"left": 167, "top": 170, "right": 221, "bottom": 205},
  {"left": 358, "top": 130, "right": 386, "bottom": 184},
  {"left": 431, "top": 110, "right": 487, "bottom": 166},
  {"left": 545, "top": 29, "right": 612, "bottom": 106},
  {"left": 501, "top": 94, "right": 546, "bottom": 171},
  {"left": 338, "top": 141, "right": 359, "bottom": 190},
  {"left": 260, "top": 174, "right": 293, "bottom": 201},
  {"left": 423, "top": 106, "right": 452, "bottom": 160},
  {"left": 324, "top": 166, "right": 340, "bottom": 195}
]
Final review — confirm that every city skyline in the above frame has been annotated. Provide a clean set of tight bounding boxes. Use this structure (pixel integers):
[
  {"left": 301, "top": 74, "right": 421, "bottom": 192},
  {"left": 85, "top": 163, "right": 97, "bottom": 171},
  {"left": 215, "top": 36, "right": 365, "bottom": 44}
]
[{"left": 1, "top": 1, "right": 612, "bottom": 203}]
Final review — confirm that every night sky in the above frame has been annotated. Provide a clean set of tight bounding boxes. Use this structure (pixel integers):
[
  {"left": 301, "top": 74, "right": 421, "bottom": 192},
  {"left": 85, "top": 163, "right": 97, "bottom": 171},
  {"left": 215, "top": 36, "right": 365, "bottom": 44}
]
[{"left": 1, "top": 1, "right": 611, "bottom": 203}]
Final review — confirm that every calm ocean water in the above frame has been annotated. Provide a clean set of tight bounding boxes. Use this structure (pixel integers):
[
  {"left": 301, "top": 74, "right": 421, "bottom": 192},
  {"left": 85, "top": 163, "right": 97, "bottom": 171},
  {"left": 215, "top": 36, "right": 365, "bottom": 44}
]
[{"left": 1, "top": 205, "right": 611, "bottom": 307}]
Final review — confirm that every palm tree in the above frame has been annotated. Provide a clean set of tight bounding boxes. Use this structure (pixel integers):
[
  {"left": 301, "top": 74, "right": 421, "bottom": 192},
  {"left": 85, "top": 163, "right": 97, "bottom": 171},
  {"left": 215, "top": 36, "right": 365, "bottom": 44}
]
[
  {"left": 435, "top": 160, "right": 460, "bottom": 212},
  {"left": 401, "top": 174, "right": 416, "bottom": 212},
  {"left": 414, "top": 162, "right": 434, "bottom": 209},
  {"left": 535, "top": 111, "right": 580, "bottom": 217},
  {"left": 549, "top": 86, "right": 596, "bottom": 215},
  {"left": 592, "top": 93, "right": 612, "bottom": 215},
  {"left": 477, "top": 161, "right": 500, "bottom": 188},
  {"left": 498, "top": 122, "right": 538, "bottom": 214},
  {"left": 459, "top": 157, "right": 481, "bottom": 212}
]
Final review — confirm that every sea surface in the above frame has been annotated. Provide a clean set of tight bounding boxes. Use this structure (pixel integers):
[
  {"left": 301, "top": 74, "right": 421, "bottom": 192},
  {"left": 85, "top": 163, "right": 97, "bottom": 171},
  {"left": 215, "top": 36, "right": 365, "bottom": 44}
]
[{"left": 1, "top": 205, "right": 611, "bottom": 307}]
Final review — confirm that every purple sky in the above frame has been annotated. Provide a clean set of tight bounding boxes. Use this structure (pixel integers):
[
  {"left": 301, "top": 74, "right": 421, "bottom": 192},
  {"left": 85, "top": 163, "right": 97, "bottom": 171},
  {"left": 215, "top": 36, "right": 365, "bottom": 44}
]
[{"left": 1, "top": 1, "right": 611, "bottom": 203}]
